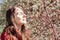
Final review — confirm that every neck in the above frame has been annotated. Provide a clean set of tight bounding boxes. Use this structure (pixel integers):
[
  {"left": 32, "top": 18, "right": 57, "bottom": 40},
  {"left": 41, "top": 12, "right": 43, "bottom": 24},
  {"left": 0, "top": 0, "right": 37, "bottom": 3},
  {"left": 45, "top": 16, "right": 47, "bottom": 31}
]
[
  {"left": 16, "top": 24, "right": 21, "bottom": 31},
  {"left": 13, "top": 23, "right": 22, "bottom": 32}
]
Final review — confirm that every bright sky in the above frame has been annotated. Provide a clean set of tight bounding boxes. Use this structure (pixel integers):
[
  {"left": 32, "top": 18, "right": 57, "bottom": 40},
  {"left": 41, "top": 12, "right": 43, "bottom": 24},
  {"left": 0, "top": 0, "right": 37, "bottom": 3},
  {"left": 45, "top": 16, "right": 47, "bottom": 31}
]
[{"left": 0, "top": 0, "right": 3, "bottom": 3}]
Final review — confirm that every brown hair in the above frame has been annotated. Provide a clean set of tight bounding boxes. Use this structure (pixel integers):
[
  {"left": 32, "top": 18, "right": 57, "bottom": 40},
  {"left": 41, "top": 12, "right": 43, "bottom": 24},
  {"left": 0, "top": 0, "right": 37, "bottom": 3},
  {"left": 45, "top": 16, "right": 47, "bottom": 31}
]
[
  {"left": 4, "top": 5, "right": 26, "bottom": 36},
  {"left": 6, "top": 7, "right": 15, "bottom": 26}
]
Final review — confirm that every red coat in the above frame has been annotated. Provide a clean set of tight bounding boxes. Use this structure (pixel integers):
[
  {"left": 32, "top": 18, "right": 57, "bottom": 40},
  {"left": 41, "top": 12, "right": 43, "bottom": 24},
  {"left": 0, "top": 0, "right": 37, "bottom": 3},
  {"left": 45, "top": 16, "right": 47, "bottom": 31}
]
[
  {"left": 1, "top": 28, "right": 30, "bottom": 40},
  {"left": 1, "top": 31, "right": 22, "bottom": 40}
]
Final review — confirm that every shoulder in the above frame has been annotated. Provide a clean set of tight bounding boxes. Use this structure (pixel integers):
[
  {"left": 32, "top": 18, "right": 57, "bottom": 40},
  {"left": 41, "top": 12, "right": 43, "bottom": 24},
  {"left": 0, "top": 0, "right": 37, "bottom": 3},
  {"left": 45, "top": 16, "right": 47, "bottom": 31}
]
[
  {"left": 1, "top": 30, "right": 18, "bottom": 40},
  {"left": 1, "top": 26, "right": 12, "bottom": 40},
  {"left": 23, "top": 29, "right": 31, "bottom": 38},
  {"left": 1, "top": 31, "right": 10, "bottom": 40},
  {"left": 22, "top": 29, "right": 31, "bottom": 37},
  {"left": 25, "top": 29, "right": 31, "bottom": 36},
  {"left": 22, "top": 29, "right": 31, "bottom": 40}
]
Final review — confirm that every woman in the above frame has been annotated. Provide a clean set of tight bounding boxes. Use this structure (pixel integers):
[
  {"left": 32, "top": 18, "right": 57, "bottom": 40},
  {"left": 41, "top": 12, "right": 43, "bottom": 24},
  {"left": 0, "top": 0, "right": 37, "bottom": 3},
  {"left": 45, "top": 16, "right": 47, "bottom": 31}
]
[{"left": 1, "top": 5, "right": 30, "bottom": 40}]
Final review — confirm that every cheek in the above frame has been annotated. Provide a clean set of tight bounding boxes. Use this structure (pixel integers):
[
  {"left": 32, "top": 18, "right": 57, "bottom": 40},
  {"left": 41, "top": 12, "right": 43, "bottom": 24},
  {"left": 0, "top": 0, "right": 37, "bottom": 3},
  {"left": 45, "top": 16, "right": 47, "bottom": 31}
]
[{"left": 16, "top": 14, "right": 26, "bottom": 23}]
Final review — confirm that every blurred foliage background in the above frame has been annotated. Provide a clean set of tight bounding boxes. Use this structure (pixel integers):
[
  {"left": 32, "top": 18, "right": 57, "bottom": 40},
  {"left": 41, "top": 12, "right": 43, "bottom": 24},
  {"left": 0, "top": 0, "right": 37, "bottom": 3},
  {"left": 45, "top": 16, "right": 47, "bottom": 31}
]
[{"left": 0, "top": 0, "right": 60, "bottom": 40}]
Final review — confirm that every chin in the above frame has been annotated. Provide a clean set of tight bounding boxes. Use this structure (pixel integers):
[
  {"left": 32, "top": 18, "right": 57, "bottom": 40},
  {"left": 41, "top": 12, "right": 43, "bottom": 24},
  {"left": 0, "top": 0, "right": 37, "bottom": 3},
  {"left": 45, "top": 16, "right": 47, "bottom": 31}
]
[{"left": 21, "top": 22, "right": 27, "bottom": 24}]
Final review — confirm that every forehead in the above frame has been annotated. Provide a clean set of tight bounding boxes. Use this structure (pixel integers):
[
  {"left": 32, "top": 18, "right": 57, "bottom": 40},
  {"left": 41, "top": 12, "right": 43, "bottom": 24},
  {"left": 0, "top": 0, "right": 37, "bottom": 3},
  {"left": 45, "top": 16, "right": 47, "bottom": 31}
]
[
  {"left": 15, "top": 7, "right": 24, "bottom": 13},
  {"left": 14, "top": 7, "right": 26, "bottom": 17}
]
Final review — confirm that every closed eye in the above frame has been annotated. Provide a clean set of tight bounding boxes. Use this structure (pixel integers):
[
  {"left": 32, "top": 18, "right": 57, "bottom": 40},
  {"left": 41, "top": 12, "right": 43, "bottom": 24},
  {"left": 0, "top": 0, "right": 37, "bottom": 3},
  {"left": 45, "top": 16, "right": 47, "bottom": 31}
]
[{"left": 20, "top": 12, "right": 24, "bottom": 15}]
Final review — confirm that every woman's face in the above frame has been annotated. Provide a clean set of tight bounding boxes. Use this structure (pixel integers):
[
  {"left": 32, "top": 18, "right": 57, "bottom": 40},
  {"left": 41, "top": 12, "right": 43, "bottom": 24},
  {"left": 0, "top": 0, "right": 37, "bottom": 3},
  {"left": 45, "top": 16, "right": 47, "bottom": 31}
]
[{"left": 14, "top": 7, "right": 26, "bottom": 25}]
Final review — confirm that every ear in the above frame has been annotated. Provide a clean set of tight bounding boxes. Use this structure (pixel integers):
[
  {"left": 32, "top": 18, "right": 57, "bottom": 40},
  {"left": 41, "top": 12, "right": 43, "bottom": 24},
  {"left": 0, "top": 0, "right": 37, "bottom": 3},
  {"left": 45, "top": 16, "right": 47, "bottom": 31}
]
[{"left": 11, "top": 14, "right": 15, "bottom": 26}]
